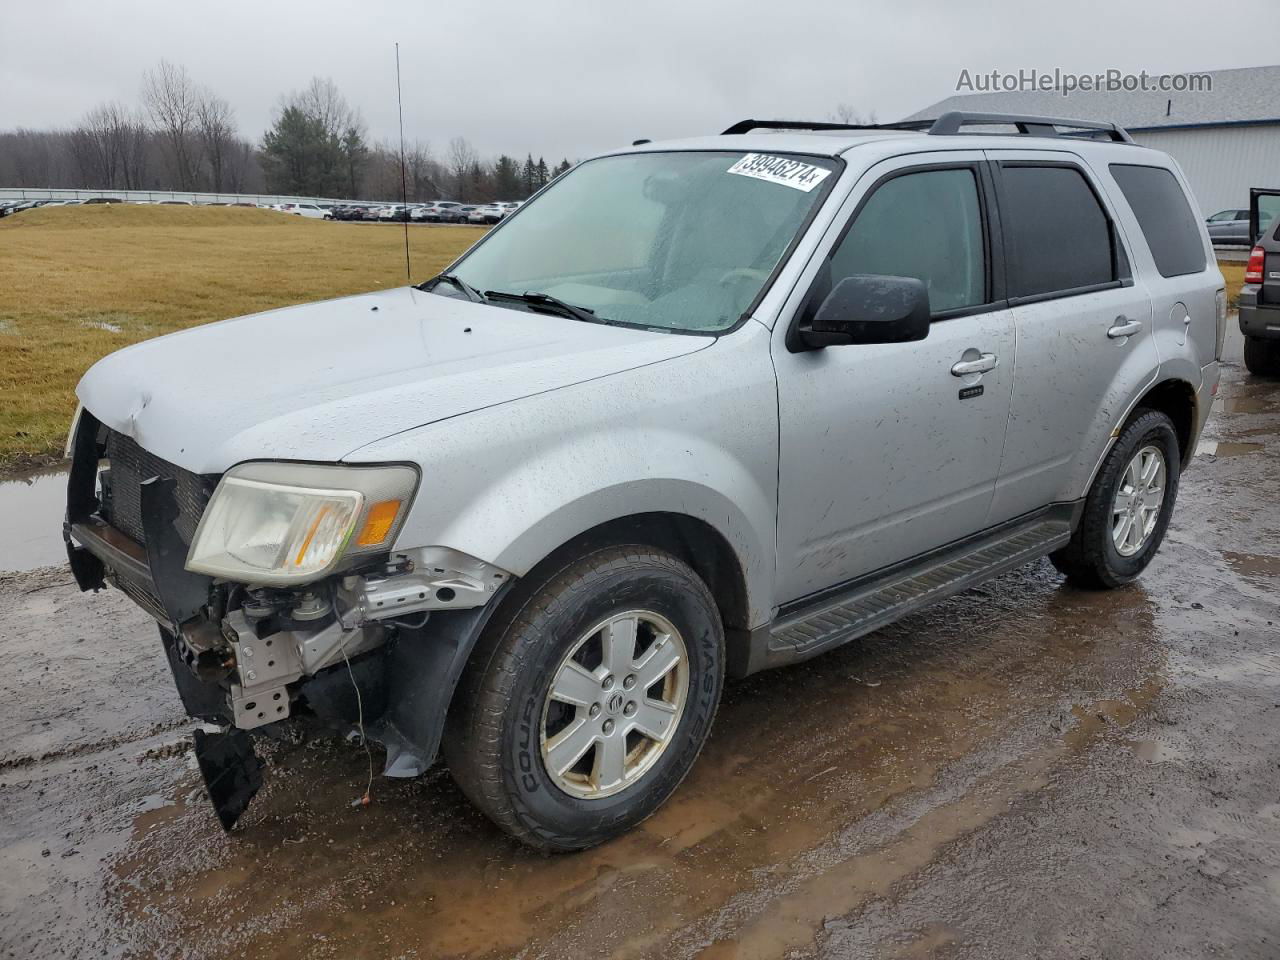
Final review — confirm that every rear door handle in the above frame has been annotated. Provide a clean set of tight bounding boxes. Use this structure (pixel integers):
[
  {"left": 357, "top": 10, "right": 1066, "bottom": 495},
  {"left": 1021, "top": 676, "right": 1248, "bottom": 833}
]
[
  {"left": 950, "top": 353, "right": 998, "bottom": 376},
  {"left": 1107, "top": 317, "right": 1144, "bottom": 339}
]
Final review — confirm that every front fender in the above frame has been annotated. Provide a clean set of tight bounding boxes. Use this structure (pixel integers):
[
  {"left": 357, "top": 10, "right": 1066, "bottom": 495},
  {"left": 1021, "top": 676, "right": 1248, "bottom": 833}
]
[{"left": 349, "top": 328, "right": 780, "bottom": 627}]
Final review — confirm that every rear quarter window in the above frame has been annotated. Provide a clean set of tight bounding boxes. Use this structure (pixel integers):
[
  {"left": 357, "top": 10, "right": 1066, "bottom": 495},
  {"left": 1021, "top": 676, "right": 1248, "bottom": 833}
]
[{"left": 1109, "top": 164, "right": 1207, "bottom": 278}]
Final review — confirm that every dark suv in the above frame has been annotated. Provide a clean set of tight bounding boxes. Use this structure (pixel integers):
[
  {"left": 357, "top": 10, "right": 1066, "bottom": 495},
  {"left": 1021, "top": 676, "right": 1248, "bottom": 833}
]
[{"left": 1238, "top": 191, "right": 1280, "bottom": 376}]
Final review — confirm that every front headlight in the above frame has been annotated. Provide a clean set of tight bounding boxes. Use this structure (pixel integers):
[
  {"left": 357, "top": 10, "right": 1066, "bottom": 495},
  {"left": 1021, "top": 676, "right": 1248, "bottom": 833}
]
[{"left": 186, "top": 462, "right": 419, "bottom": 585}]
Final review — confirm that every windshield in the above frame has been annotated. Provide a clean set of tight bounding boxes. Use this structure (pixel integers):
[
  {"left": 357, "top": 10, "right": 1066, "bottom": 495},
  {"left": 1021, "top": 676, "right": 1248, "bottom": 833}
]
[{"left": 442, "top": 150, "right": 839, "bottom": 333}]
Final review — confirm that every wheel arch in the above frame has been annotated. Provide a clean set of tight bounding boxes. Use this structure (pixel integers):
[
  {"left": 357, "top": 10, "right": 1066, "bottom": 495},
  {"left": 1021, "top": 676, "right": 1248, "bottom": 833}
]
[
  {"left": 492, "top": 511, "right": 754, "bottom": 666},
  {"left": 1133, "top": 376, "right": 1198, "bottom": 468}
]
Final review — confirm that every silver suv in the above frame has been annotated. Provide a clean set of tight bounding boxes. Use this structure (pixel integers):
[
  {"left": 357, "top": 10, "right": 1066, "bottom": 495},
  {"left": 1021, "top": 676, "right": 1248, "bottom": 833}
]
[{"left": 65, "top": 112, "right": 1223, "bottom": 849}]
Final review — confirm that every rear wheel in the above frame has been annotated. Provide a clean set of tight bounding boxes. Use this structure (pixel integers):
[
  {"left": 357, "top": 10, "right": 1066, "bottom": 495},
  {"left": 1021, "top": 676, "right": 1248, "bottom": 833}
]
[
  {"left": 1050, "top": 409, "right": 1180, "bottom": 589},
  {"left": 444, "top": 545, "right": 724, "bottom": 851},
  {"left": 1244, "top": 336, "right": 1280, "bottom": 377}
]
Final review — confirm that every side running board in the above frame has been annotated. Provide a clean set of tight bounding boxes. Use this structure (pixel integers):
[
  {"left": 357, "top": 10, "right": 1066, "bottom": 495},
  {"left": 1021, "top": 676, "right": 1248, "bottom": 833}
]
[{"left": 766, "top": 514, "right": 1073, "bottom": 670}]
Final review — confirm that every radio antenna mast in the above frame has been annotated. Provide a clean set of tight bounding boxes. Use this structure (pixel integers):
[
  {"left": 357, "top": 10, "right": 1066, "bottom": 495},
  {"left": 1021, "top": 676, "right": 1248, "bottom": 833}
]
[{"left": 395, "top": 42, "right": 411, "bottom": 283}]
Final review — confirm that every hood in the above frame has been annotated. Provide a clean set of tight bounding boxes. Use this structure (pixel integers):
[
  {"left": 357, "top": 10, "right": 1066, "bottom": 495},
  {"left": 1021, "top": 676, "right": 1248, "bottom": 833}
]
[{"left": 77, "top": 287, "right": 709, "bottom": 473}]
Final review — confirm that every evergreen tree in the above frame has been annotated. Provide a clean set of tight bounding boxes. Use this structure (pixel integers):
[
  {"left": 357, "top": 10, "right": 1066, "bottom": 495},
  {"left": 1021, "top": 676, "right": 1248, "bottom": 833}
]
[
  {"left": 521, "top": 153, "right": 537, "bottom": 197},
  {"left": 493, "top": 154, "right": 521, "bottom": 199},
  {"left": 554, "top": 158, "right": 572, "bottom": 177},
  {"left": 536, "top": 157, "right": 549, "bottom": 188},
  {"left": 261, "top": 105, "right": 332, "bottom": 195},
  {"left": 466, "top": 160, "right": 486, "bottom": 202}
]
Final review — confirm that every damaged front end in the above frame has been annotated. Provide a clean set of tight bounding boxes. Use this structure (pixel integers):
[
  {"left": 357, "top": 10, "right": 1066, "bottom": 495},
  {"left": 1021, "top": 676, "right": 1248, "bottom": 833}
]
[{"left": 64, "top": 410, "right": 510, "bottom": 829}]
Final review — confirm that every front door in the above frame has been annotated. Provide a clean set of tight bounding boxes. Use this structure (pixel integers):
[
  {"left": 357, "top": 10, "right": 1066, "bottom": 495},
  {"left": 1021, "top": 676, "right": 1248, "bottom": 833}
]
[{"left": 773, "top": 154, "right": 1015, "bottom": 604}]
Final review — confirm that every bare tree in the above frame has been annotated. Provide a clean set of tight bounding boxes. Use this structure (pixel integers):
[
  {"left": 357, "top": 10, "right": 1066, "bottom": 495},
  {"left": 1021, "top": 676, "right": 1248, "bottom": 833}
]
[
  {"left": 404, "top": 140, "right": 442, "bottom": 201},
  {"left": 828, "top": 103, "right": 877, "bottom": 125},
  {"left": 67, "top": 103, "right": 150, "bottom": 189},
  {"left": 447, "top": 137, "right": 478, "bottom": 199},
  {"left": 195, "top": 91, "right": 237, "bottom": 192},
  {"left": 142, "top": 60, "right": 202, "bottom": 189}
]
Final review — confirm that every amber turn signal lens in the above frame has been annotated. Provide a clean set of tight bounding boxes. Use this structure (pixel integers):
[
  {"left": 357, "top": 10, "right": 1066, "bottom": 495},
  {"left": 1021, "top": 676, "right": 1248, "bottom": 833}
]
[{"left": 356, "top": 499, "right": 401, "bottom": 546}]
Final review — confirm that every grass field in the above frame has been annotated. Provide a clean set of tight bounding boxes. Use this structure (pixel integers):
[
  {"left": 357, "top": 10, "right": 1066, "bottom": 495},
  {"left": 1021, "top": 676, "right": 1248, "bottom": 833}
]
[
  {"left": 0, "top": 204, "right": 1251, "bottom": 472},
  {"left": 0, "top": 204, "right": 485, "bottom": 470}
]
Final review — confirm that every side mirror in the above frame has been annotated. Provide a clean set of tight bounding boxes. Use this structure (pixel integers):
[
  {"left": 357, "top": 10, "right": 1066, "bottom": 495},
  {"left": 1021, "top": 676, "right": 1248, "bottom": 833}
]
[{"left": 801, "top": 274, "right": 931, "bottom": 348}]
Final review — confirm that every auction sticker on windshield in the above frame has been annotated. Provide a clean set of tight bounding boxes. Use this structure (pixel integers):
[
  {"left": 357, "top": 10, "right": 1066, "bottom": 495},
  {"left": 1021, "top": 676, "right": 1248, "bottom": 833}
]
[{"left": 727, "top": 154, "right": 832, "bottom": 192}]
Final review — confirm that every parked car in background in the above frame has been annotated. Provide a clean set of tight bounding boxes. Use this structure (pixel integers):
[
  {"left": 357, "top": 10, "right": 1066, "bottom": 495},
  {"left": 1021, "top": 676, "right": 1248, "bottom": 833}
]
[
  {"left": 1205, "top": 208, "right": 1250, "bottom": 246},
  {"left": 417, "top": 201, "right": 461, "bottom": 222},
  {"left": 378, "top": 204, "right": 411, "bottom": 222},
  {"left": 84, "top": 197, "right": 124, "bottom": 204},
  {"left": 469, "top": 204, "right": 502, "bottom": 224},
  {"left": 1238, "top": 190, "right": 1280, "bottom": 376},
  {"left": 281, "top": 202, "right": 326, "bottom": 219},
  {"left": 443, "top": 204, "right": 478, "bottom": 223},
  {"left": 498, "top": 201, "right": 521, "bottom": 218}
]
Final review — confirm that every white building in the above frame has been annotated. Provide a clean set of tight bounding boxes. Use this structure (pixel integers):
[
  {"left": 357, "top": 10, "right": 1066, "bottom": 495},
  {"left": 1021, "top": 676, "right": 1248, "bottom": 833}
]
[{"left": 905, "top": 65, "right": 1280, "bottom": 217}]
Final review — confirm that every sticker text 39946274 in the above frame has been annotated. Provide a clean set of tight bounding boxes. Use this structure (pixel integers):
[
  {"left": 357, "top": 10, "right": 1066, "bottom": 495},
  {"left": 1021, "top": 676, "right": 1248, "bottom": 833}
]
[{"left": 727, "top": 154, "right": 832, "bottom": 192}]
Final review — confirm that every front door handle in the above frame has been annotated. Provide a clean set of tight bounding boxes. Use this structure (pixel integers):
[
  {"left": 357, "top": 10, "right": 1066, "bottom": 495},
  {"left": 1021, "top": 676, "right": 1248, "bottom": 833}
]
[
  {"left": 951, "top": 352, "right": 998, "bottom": 377},
  {"left": 1107, "top": 316, "right": 1144, "bottom": 339}
]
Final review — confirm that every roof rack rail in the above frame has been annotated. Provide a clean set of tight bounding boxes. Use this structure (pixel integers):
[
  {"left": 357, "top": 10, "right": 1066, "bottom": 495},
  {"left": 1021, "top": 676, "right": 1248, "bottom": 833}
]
[
  {"left": 925, "top": 111, "right": 1134, "bottom": 142},
  {"left": 721, "top": 118, "right": 933, "bottom": 136},
  {"left": 721, "top": 113, "right": 1134, "bottom": 143}
]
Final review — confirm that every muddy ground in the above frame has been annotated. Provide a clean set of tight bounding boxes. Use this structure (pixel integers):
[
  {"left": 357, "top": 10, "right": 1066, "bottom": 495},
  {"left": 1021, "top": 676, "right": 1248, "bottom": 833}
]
[{"left": 2, "top": 353, "right": 1278, "bottom": 959}]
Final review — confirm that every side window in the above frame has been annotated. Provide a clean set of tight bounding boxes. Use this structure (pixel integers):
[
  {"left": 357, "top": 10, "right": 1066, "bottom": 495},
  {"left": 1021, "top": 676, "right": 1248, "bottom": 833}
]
[
  {"left": 829, "top": 167, "right": 986, "bottom": 315},
  {"left": 1109, "top": 164, "right": 1207, "bottom": 279},
  {"left": 998, "top": 164, "right": 1118, "bottom": 298}
]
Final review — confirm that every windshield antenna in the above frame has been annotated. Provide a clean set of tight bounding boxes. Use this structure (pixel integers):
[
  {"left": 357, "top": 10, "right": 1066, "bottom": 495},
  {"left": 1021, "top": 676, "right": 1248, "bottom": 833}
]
[{"left": 395, "top": 42, "right": 411, "bottom": 283}]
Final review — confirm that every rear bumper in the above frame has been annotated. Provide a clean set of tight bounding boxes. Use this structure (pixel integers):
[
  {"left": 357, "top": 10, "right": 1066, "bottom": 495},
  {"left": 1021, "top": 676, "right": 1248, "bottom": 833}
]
[{"left": 1238, "top": 290, "right": 1280, "bottom": 340}]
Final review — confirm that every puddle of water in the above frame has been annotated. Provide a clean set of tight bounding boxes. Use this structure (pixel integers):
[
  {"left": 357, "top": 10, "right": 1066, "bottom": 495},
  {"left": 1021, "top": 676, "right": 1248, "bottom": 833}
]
[
  {"left": 1195, "top": 441, "right": 1264, "bottom": 458},
  {"left": 1128, "top": 738, "right": 1189, "bottom": 764},
  {"left": 1223, "top": 551, "right": 1280, "bottom": 581},
  {"left": 0, "top": 466, "right": 69, "bottom": 572},
  {"left": 1211, "top": 396, "right": 1276, "bottom": 415}
]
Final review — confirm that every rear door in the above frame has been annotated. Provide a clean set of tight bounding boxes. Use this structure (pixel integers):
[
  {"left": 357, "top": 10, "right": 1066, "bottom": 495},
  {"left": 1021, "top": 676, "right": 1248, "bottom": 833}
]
[{"left": 984, "top": 151, "right": 1157, "bottom": 523}]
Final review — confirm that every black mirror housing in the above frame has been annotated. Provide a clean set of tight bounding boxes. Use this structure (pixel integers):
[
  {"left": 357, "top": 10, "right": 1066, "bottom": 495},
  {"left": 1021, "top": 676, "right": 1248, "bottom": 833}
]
[{"left": 802, "top": 274, "right": 931, "bottom": 348}]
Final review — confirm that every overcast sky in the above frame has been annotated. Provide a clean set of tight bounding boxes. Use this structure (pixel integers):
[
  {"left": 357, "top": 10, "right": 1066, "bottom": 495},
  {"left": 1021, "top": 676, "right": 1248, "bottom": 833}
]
[{"left": 2, "top": 0, "right": 1276, "bottom": 161}]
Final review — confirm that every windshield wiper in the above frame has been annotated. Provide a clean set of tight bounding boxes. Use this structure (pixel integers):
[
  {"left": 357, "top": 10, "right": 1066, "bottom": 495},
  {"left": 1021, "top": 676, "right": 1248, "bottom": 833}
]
[
  {"left": 483, "top": 290, "right": 601, "bottom": 324},
  {"left": 423, "top": 273, "right": 485, "bottom": 303}
]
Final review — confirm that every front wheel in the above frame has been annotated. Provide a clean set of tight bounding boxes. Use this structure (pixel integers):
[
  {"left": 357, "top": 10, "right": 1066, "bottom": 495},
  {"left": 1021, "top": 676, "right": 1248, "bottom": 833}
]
[
  {"left": 444, "top": 546, "right": 724, "bottom": 851},
  {"left": 1051, "top": 409, "right": 1181, "bottom": 589}
]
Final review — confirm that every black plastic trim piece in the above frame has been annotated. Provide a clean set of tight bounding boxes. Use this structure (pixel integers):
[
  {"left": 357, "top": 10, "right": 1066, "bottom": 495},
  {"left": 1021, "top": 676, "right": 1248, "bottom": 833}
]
[
  {"left": 778, "top": 500, "right": 1081, "bottom": 621},
  {"left": 722, "top": 118, "right": 932, "bottom": 136},
  {"left": 732, "top": 500, "right": 1084, "bottom": 676}
]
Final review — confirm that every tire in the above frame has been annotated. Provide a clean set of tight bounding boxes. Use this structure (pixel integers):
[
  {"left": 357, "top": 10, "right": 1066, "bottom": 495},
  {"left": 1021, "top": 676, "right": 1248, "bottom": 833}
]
[
  {"left": 1244, "top": 336, "right": 1280, "bottom": 377},
  {"left": 444, "top": 545, "right": 725, "bottom": 851},
  {"left": 1050, "top": 409, "right": 1181, "bottom": 589}
]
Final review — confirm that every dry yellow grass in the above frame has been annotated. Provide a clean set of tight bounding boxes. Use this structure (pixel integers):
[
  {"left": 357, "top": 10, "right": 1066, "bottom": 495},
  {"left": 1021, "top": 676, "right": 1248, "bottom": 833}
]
[
  {"left": 1219, "top": 261, "right": 1245, "bottom": 308},
  {"left": 0, "top": 204, "right": 485, "bottom": 469}
]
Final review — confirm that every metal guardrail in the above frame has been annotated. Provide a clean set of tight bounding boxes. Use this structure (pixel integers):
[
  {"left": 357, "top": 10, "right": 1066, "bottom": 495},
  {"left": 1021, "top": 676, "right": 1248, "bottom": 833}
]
[{"left": 0, "top": 187, "right": 404, "bottom": 206}]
